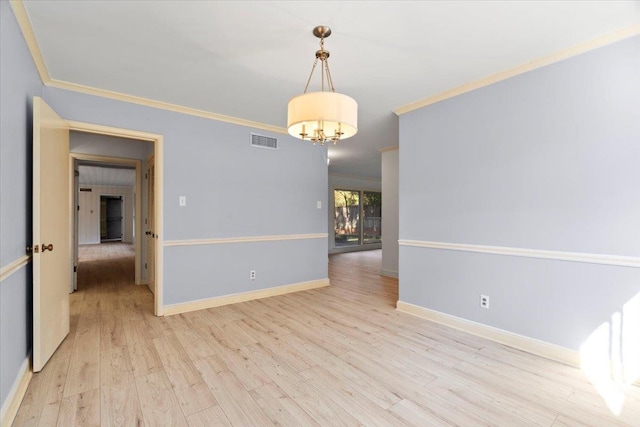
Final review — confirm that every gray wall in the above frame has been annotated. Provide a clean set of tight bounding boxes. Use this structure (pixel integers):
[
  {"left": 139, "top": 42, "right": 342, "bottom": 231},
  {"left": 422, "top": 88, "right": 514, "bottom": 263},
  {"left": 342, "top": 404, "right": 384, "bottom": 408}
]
[
  {"left": 0, "top": 0, "right": 42, "bottom": 408},
  {"left": 398, "top": 35, "right": 640, "bottom": 351},
  {"left": 381, "top": 149, "right": 399, "bottom": 277},
  {"left": 70, "top": 131, "right": 153, "bottom": 160},
  {"left": 42, "top": 86, "right": 328, "bottom": 306},
  {"left": 1, "top": 1, "right": 327, "bottom": 409}
]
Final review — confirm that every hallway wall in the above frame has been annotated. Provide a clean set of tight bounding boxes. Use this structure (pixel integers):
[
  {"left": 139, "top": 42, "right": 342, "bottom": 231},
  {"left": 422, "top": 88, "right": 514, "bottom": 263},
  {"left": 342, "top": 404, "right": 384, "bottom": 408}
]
[
  {"left": 0, "top": 0, "right": 43, "bottom": 411},
  {"left": 43, "top": 86, "right": 329, "bottom": 307}
]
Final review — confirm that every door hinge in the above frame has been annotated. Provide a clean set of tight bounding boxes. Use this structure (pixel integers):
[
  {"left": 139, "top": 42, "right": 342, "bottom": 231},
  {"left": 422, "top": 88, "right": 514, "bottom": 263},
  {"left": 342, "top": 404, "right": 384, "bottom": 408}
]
[
  {"left": 77, "top": 205, "right": 80, "bottom": 211},
  {"left": 145, "top": 173, "right": 147, "bottom": 179},
  {"left": 145, "top": 218, "right": 147, "bottom": 225},
  {"left": 74, "top": 265, "right": 77, "bottom": 273},
  {"left": 145, "top": 263, "right": 147, "bottom": 269}
]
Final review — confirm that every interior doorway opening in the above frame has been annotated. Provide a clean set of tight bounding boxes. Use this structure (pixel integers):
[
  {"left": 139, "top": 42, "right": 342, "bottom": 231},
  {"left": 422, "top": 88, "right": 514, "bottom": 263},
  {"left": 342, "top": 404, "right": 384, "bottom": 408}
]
[
  {"left": 32, "top": 97, "right": 164, "bottom": 375},
  {"left": 101, "top": 195, "right": 123, "bottom": 242},
  {"left": 72, "top": 154, "right": 143, "bottom": 293},
  {"left": 68, "top": 122, "right": 164, "bottom": 316}
]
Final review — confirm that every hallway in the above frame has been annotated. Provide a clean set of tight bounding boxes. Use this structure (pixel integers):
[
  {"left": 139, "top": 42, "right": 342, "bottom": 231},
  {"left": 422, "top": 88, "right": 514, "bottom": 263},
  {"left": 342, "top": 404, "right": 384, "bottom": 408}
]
[{"left": 12, "top": 248, "right": 640, "bottom": 426}]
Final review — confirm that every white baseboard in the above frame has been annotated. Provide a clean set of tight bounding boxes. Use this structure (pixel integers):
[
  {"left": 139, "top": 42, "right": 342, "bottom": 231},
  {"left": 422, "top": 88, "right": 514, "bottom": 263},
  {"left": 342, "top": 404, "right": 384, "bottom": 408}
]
[
  {"left": 1, "top": 356, "right": 32, "bottom": 427},
  {"left": 380, "top": 269, "right": 398, "bottom": 278},
  {"left": 163, "top": 278, "right": 330, "bottom": 316},
  {"left": 396, "top": 301, "right": 581, "bottom": 368}
]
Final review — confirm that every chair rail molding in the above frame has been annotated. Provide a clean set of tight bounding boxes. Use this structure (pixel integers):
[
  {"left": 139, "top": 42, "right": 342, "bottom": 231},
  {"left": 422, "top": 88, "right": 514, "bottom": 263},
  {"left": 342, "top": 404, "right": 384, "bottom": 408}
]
[
  {"left": 399, "top": 240, "right": 640, "bottom": 268},
  {"left": 164, "top": 233, "right": 328, "bottom": 247}
]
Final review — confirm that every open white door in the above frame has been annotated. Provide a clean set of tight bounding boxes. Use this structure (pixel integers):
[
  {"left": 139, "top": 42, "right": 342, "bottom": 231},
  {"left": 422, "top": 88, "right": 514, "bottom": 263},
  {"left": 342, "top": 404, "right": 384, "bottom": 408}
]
[{"left": 33, "top": 97, "right": 70, "bottom": 372}]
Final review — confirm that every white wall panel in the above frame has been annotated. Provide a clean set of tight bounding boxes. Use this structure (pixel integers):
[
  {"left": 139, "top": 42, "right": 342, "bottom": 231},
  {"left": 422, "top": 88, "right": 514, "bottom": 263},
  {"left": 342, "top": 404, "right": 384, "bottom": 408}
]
[{"left": 381, "top": 149, "right": 399, "bottom": 277}]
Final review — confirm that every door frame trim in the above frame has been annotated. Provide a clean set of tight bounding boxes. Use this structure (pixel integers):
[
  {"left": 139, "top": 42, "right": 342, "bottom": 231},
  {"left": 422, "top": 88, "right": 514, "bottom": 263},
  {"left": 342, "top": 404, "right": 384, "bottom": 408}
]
[{"left": 68, "top": 121, "right": 164, "bottom": 316}]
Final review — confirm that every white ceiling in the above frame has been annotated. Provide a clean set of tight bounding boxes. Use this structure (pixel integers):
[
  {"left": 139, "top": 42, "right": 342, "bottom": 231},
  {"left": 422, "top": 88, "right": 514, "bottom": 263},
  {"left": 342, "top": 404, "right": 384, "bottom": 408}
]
[
  {"left": 23, "top": 1, "right": 640, "bottom": 178},
  {"left": 78, "top": 165, "right": 135, "bottom": 187}
]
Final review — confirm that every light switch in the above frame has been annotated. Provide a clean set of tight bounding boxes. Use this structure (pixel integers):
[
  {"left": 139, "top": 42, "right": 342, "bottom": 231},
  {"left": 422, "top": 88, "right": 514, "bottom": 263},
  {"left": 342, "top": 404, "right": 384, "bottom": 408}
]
[
  {"left": 317, "top": 201, "right": 322, "bottom": 209},
  {"left": 179, "top": 196, "right": 186, "bottom": 207}
]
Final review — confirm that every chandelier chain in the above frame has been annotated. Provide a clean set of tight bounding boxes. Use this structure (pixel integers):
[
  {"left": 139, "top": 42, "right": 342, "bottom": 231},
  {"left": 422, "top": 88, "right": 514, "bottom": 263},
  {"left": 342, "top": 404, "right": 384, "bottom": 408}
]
[
  {"left": 324, "top": 60, "right": 335, "bottom": 93},
  {"left": 302, "top": 34, "right": 338, "bottom": 94},
  {"left": 303, "top": 58, "right": 319, "bottom": 93}
]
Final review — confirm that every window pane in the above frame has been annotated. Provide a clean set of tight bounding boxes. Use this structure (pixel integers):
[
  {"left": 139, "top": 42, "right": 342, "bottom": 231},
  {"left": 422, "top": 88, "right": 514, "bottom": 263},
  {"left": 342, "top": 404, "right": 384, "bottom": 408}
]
[
  {"left": 334, "top": 190, "right": 361, "bottom": 247},
  {"left": 363, "top": 191, "right": 381, "bottom": 244}
]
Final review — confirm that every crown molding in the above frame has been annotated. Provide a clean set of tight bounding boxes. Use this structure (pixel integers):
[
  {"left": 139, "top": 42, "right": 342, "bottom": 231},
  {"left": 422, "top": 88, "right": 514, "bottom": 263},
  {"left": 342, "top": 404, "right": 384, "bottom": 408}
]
[
  {"left": 394, "top": 24, "right": 640, "bottom": 115},
  {"left": 10, "top": 0, "right": 288, "bottom": 135},
  {"left": 379, "top": 145, "right": 399, "bottom": 153},
  {"left": 48, "top": 80, "right": 288, "bottom": 135},
  {"left": 10, "top": 0, "right": 49, "bottom": 83}
]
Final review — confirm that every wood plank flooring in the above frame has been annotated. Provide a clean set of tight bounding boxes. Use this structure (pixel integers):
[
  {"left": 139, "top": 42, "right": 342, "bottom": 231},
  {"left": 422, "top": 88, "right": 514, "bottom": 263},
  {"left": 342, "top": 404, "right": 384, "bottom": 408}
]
[{"left": 12, "top": 244, "right": 640, "bottom": 426}]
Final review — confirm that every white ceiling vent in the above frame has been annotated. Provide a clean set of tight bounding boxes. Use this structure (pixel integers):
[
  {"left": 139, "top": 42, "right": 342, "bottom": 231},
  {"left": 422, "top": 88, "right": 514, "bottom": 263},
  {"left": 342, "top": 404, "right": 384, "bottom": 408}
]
[{"left": 251, "top": 133, "right": 278, "bottom": 150}]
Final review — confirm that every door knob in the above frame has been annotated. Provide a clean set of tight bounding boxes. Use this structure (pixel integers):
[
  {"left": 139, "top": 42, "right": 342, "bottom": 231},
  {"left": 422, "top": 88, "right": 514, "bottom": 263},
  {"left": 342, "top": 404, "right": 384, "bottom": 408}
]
[{"left": 41, "top": 243, "right": 54, "bottom": 252}]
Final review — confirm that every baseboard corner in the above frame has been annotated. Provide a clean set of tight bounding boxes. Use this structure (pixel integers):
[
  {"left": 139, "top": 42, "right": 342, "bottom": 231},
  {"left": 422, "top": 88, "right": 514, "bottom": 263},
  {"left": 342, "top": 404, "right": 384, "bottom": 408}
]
[
  {"left": 396, "top": 300, "right": 580, "bottom": 369},
  {"left": 380, "top": 269, "right": 398, "bottom": 278},
  {"left": 0, "top": 356, "right": 32, "bottom": 427},
  {"left": 163, "top": 278, "right": 330, "bottom": 316}
]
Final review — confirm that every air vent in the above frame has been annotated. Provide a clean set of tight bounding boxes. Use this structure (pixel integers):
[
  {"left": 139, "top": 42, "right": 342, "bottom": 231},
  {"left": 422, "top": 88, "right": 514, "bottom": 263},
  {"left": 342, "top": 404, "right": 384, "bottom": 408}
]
[{"left": 250, "top": 133, "right": 278, "bottom": 150}]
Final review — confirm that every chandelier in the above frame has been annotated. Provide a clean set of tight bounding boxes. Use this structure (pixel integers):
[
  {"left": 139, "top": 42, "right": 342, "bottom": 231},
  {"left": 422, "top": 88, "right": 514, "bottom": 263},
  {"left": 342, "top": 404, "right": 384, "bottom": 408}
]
[{"left": 287, "top": 26, "right": 358, "bottom": 145}]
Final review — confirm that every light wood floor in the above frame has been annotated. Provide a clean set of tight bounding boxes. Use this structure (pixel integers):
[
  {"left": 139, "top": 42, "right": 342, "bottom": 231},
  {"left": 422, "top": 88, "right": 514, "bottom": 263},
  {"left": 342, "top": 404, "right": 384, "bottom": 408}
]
[
  {"left": 78, "top": 242, "right": 135, "bottom": 262},
  {"left": 13, "top": 245, "right": 640, "bottom": 426}
]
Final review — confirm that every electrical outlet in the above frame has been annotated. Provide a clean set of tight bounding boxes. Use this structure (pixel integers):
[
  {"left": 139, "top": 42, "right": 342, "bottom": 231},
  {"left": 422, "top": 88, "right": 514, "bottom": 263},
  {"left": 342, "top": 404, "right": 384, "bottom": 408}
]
[
  {"left": 250, "top": 270, "right": 256, "bottom": 281},
  {"left": 480, "top": 294, "right": 490, "bottom": 309}
]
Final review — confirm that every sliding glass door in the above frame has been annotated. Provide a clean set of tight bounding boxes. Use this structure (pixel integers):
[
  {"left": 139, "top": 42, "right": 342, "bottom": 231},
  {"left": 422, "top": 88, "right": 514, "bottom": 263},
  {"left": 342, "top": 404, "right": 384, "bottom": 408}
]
[
  {"left": 334, "top": 190, "right": 361, "bottom": 247},
  {"left": 334, "top": 189, "right": 381, "bottom": 249},
  {"left": 363, "top": 191, "right": 381, "bottom": 244}
]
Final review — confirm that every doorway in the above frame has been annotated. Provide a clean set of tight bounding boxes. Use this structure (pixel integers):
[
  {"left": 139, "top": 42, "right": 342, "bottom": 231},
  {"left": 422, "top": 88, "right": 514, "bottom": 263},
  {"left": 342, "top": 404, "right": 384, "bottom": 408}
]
[
  {"left": 101, "top": 195, "right": 123, "bottom": 242},
  {"left": 68, "top": 121, "right": 164, "bottom": 316},
  {"left": 72, "top": 156, "right": 141, "bottom": 289},
  {"left": 32, "top": 98, "right": 164, "bottom": 374}
]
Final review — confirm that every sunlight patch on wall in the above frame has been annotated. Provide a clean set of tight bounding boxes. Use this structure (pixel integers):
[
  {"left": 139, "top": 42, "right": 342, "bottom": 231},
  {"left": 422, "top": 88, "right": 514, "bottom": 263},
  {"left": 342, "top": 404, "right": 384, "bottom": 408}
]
[
  {"left": 579, "top": 291, "right": 640, "bottom": 416},
  {"left": 622, "top": 292, "right": 640, "bottom": 384},
  {"left": 580, "top": 322, "right": 626, "bottom": 415}
]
